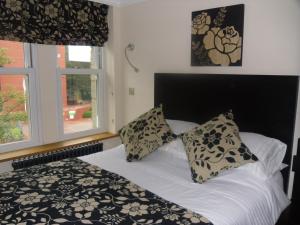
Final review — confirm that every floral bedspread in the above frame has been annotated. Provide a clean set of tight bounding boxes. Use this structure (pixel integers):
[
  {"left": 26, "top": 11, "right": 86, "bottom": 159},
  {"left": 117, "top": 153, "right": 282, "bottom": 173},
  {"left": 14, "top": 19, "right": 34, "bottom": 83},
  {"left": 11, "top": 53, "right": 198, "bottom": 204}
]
[{"left": 0, "top": 158, "right": 213, "bottom": 225}]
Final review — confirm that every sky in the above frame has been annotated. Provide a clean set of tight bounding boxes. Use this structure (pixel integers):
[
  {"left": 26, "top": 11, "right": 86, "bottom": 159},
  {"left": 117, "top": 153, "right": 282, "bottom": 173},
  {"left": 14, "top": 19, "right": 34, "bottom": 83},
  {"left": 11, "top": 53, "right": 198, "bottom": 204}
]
[{"left": 68, "top": 46, "right": 91, "bottom": 62}]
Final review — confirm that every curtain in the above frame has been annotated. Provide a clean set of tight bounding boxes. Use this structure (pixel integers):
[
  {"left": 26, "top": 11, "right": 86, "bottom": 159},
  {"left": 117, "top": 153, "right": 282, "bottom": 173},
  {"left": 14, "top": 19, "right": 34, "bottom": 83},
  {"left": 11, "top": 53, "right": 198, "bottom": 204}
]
[{"left": 0, "top": 0, "right": 109, "bottom": 46}]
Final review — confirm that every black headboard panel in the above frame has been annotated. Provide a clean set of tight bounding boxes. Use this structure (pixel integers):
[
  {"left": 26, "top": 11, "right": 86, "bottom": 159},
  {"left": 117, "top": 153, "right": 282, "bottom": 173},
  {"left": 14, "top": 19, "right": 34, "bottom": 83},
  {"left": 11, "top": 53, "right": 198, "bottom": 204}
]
[{"left": 155, "top": 73, "right": 299, "bottom": 191}]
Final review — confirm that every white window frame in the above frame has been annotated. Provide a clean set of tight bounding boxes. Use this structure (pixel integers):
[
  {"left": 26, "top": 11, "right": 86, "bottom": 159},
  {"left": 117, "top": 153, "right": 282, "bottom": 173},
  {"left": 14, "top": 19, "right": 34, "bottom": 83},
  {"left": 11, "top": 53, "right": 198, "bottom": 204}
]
[
  {"left": 56, "top": 47, "right": 107, "bottom": 140},
  {"left": 0, "top": 44, "right": 41, "bottom": 153}
]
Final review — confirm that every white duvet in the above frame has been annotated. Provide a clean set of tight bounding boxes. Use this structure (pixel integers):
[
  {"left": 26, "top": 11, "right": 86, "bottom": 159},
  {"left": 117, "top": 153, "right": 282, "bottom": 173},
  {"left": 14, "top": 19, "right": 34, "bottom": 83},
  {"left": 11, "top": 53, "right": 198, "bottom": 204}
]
[{"left": 80, "top": 145, "right": 289, "bottom": 225}]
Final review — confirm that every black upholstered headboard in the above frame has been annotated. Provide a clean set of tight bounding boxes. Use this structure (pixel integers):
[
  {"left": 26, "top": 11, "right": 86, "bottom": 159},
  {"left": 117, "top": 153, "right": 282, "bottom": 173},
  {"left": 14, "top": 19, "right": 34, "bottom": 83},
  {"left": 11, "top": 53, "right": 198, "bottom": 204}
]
[{"left": 154, "top": 73, "right": 299, "bottom": 191}]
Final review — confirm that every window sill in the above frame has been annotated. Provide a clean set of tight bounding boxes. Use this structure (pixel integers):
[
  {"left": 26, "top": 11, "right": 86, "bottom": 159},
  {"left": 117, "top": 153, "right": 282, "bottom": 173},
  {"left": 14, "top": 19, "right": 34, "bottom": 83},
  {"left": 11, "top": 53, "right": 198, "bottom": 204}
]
[{"left": 0, "top": 132, "right": 118, "bottom": 163}]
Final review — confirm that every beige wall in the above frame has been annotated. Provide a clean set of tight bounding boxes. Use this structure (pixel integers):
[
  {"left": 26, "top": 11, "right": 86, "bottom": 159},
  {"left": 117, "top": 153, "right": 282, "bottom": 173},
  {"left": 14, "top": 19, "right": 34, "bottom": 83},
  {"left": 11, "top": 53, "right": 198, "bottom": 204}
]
[
  {"left": 119, "top": 0, "right": 300, "bottom": 123},
  {"left": 105, "top": 7, "right": 125, "bottom": 133}
]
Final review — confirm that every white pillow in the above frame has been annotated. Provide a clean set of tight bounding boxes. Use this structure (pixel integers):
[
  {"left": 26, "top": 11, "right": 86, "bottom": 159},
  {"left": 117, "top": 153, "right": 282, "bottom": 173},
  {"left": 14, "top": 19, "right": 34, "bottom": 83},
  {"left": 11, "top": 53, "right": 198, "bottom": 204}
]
[
  {"left": 160, "top": 126, "right": 287, "bottom": 179},
  {"left": 237, "top": 161, "right": 288, "bottom": 180},
  {"left": 166, "top": 119, "right": 198, "bottom": 135},
  {"left": 240, "top": 132, "right": 287, "bottom": 177},
  {"left": 158, "top": 139, "right": 188, "bottom": 160},
  {"left": 160, "top": 120, "right": 198, "bottom": 160}
]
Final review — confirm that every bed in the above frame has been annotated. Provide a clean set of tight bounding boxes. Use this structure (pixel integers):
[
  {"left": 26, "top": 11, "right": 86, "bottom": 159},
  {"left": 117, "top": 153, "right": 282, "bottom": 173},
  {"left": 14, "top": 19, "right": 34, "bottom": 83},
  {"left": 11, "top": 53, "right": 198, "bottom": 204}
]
[
  {"left": 80, "top": 144, "right": 289, "bottom": 225},
  {"left": 0, "top": 74, "right": 299, "bottom": 225}
]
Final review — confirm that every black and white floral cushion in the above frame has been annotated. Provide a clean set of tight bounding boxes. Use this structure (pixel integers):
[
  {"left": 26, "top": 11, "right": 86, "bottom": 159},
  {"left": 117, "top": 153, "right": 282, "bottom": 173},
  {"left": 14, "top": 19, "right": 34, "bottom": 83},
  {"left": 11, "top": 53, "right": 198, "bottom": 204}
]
[
  {"left": 181, "top": 113, "right": 258, "bottom": 183},
  {"left": 119, "top": 106, "right": 176, "bottom": 161}
]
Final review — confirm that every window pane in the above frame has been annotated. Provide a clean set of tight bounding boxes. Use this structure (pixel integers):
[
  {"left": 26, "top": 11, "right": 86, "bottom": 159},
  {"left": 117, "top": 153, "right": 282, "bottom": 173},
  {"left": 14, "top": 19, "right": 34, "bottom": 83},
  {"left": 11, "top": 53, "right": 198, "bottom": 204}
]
[
  {"left": 61, "top": 74, "right": 98, "bottom": 133},
  {"left": 0, "top": 40, "right": 26, "bottom": 68},
  {"left": 57, "top": 45, "right": 100, "bottom": 69},
  {"left": 0, "top": 75, "right": 30, "bottom": 144}
]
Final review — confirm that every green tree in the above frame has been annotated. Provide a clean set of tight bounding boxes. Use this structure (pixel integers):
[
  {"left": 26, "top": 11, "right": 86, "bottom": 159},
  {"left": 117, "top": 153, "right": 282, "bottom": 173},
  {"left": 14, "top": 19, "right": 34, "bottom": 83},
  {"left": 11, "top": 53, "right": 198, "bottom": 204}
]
[
  {"left": 0, "top": 48, "right": 12, "bottom": 67},
  {"left": 66, "top": 75, "right": 91, "bottom": 105},
  {"left": 65, "top": 47, "right": 93, "bottom": 105},
  {"left": 0, "top": 87, "right": 27, "bottom": 144}
]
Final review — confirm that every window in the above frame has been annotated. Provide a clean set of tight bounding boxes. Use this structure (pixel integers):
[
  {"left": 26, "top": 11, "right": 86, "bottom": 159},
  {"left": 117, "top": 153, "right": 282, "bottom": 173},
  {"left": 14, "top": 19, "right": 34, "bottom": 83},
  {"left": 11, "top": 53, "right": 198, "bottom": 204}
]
[
  {"left": 57, "top": 45, "right": 104, "bottom": 136},
  {"left": 0, "top": 42, "right": 106, "bottom": 153},
  {"left": 0, "top": 40, "right": 39, "bottom": 152}
]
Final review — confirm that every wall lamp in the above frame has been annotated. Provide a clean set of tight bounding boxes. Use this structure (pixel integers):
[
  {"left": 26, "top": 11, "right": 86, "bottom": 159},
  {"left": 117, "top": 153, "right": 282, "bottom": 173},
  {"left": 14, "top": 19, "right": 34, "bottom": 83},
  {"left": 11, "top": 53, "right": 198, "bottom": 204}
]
[{"left": 125, "top": 43, "right": 139, "bottom": 73}]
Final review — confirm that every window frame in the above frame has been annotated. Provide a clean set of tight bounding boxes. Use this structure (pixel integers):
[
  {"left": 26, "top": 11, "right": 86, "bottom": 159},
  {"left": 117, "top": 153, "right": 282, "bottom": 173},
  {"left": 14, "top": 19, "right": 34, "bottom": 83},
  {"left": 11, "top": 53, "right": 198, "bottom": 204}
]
[
  {"left": 0, "top": 43, "right": 108, "bottom": 153},
  {"left": 56, "top": 46, "right": 107, "bottom": 141},
  {"left": 0, "top": 44, "right": 41, "bottom": 153}
]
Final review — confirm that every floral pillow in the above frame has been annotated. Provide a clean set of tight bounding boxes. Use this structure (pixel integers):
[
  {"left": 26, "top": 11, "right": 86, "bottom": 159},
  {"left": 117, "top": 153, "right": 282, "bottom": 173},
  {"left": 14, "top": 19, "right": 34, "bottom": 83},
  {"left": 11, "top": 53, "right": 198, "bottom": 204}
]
[
  {"left": 181, "top": 113, "right": 258, "bottom": 183},
  {"left": 119, "top": 105, "right": 176, "bottom": 161}
]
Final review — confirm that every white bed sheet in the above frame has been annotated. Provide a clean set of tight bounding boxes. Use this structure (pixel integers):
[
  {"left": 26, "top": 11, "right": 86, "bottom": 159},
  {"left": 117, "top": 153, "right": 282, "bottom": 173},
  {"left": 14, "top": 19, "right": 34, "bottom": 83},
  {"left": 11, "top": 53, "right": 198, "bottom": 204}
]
[{"left": 79, "top": 145, "right": 290, "bottom": 225}]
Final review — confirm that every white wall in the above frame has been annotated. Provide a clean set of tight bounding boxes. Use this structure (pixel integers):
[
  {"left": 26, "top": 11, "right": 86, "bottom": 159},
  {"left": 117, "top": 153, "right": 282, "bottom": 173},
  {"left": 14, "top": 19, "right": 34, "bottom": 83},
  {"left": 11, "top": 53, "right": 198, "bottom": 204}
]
[
  {"left": 119, "top": 0, "right": 300, "bottom": 123},
  {"left": 103, "top": 137, "right": 122, "bottom": 150},
  {"left": 0, "top": 161, "right": 13, "bottom": 173},
  {"left": 105, "top": 6, "right": 125, "bottom": 132}
]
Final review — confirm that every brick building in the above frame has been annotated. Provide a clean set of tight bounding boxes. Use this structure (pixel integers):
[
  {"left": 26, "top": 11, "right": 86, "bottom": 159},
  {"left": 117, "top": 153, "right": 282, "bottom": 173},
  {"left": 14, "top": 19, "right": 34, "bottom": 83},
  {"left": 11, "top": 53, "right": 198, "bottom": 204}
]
[{"left": 0, "top": 40, "right": 91, "bottom": 122}]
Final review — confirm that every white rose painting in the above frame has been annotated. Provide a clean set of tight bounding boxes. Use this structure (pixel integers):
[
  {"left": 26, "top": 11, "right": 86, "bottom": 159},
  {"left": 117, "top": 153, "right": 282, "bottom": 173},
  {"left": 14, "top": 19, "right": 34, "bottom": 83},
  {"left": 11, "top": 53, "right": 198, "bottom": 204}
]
[{"left": 191, "top": 4, "right": 244, "bottom": 66}]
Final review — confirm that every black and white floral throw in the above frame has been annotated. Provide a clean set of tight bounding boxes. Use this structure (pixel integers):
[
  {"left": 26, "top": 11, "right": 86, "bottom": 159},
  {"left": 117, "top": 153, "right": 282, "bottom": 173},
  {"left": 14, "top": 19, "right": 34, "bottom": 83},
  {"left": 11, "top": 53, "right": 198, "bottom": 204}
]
[{"left": 0, "top": 158, "right": 212, "bottom": 225}]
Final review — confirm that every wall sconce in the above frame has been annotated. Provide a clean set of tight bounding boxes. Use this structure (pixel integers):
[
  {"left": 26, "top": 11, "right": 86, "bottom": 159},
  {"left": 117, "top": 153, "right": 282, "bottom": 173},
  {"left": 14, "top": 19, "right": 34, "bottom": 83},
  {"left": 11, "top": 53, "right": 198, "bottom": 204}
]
[{"left": 125, "top": 43, "right": 139, "bottom": 73}]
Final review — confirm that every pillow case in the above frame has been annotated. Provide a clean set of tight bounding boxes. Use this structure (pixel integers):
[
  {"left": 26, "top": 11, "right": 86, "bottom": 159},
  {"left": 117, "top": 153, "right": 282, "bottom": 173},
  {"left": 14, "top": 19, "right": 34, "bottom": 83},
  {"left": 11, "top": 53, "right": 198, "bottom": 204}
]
[
  {"left": 166, "top": 119, "right": 199, "bottom": 135},
  {"left": 157, "top": 119, "right": 198, "bottom": 160},
  {"left": 159, "top": 131, "right": 288, "bottom": 180},
  {"left": 236, "top": 161, "right": 288, "bottom": 180},
  {"left": 181, "top": 113, "right": 258, "bottom": 183},
  {"left": 158, "top": 139, "right": 188, "bottom": 160},
  {"left": 119, "top": 105, "right": 176, "bottom": 161},
  {"left": 240, "top": 132, "right": 287, "bottom": 176}
]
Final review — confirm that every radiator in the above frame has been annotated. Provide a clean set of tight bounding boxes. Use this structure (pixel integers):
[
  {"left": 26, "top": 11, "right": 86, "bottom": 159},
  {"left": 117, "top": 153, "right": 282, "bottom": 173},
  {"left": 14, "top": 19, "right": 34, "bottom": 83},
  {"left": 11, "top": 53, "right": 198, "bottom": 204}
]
[{"left": 12, "top": 141, "right": 103, "bottom": 170}]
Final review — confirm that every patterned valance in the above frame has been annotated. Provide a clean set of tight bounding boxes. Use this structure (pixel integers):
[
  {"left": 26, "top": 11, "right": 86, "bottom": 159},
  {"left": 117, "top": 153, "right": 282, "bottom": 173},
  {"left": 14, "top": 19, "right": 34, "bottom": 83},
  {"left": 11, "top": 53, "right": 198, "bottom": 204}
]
[{"left": 0, "top": 0, "right": 109, "bottom": 46}]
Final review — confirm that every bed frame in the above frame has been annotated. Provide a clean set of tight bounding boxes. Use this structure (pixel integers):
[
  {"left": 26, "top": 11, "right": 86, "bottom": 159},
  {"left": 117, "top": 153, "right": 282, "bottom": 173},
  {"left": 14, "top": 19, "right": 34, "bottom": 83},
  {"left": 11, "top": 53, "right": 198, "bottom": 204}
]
[{"left": 154, "top": 73, "right": 299, "bottom": 192}]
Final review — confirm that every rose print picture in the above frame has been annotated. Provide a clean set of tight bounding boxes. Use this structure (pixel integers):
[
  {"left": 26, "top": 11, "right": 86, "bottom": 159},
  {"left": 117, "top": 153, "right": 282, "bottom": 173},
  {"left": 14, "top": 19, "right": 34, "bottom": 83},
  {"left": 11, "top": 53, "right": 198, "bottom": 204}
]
[{"left": 191, "top": 4, "right": 244, "bottom": 66}]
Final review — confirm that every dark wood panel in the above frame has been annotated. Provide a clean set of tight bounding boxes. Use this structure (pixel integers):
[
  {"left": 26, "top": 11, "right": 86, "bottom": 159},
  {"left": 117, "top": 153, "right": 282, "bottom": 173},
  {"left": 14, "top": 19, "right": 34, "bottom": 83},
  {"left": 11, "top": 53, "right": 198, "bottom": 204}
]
[{"left": 155, "top": 73, "right": 299, "bottom": 192}]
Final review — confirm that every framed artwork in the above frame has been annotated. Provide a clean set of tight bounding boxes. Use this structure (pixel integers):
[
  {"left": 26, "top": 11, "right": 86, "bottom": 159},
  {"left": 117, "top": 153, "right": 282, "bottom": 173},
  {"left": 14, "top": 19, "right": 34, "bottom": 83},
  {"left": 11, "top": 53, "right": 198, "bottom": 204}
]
[{"left": 191, "top": 4, "right": 244, "bottom": 66}]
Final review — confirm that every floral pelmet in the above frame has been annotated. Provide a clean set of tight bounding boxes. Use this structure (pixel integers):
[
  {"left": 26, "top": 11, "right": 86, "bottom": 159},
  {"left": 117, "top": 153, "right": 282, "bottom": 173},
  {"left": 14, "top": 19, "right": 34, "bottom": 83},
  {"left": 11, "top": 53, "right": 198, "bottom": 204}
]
[{"left": 0, "top": 0, "right": 109, "bottom": 46}]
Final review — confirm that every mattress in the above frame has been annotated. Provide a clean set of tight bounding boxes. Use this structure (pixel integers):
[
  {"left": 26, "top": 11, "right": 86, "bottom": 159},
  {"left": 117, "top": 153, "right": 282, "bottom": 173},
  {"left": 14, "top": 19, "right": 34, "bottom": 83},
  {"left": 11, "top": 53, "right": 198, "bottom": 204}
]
[{"left": 80, "top": 144, "right": 290, "bottom": 225}]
